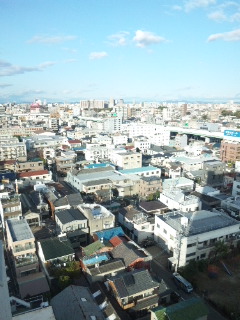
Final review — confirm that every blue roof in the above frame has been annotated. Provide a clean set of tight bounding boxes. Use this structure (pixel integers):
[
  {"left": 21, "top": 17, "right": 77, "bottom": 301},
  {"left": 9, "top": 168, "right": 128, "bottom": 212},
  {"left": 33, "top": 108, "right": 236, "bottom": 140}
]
[
  {"left": 95, "top": 227, "right": 125, "bottom": 241},
  {"left": 73, "top": 147, "right": 85, "bottom": 151},
  {"left": 83, "top": 253, "right": 109, "bottom": 266},
  {"left": 85, "top": 163, "right": 114, "bottom": 169},
  {"left": 119, "top": 166, "right": 160, "bottom": 175}
]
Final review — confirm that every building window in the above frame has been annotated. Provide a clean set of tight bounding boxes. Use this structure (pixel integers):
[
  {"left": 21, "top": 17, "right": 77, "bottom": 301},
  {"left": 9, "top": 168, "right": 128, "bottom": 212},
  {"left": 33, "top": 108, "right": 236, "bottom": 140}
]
[{"left": 163, "top": 229, "right": 167, "bottom": 234}]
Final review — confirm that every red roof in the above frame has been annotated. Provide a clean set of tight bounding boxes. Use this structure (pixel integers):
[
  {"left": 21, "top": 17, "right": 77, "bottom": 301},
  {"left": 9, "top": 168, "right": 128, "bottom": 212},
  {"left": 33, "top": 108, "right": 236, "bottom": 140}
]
[
  {"left": 109, "top": 236, "right": 123, "bottom": 247},
  {"left": 0, "top": 160, "right": 16, "bottom": 165},
  {"left": 69, "top": 140, "right": 81, "bottom": 144},
  {"left": 18, "top": 170, "right": 49, "bottom": 178}
]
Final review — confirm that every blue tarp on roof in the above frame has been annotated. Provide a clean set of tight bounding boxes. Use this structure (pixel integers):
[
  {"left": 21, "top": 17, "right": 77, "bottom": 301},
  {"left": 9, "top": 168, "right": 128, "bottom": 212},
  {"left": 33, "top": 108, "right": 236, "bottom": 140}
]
[
  {"left": 95, "top": 227, "right": 125, "bottom": 241},
  {"left": 83, "top": 253, "right": 109, "bottom": 266},
  {"left": 84, "top": 163, "right": 115, "bottom": 169}
]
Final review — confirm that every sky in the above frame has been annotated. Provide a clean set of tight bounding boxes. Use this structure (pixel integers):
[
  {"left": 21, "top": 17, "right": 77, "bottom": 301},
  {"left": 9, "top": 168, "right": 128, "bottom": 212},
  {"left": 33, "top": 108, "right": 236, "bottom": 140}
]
[{"left": 0, "top": 0, "right": 240, "bottom": 103}]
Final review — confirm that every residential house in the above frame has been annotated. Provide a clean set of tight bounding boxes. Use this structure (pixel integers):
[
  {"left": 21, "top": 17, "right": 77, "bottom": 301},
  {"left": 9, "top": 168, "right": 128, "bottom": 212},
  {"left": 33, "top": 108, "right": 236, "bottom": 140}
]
[
  {"left": 159, "top": 189, "right": 200, "bottom": 212},
  {"left": 110, "top": 151, "right": 142, "bottom": 170},
  {"left": 17, "top": 159, "right": 44, "bottom": 172},
  {"left": 78, "top": 203, "right": 115, "bottom": 235},
  {"left": 37, "top": 236, "right": 75, "bottom": 276},
  {"left": 118, "top": 205, "right": 155, "bottom": 243},
  {"left": 108, "top": 269, "right": 170, "bottom": 317},
  {"left": 18, "top": 170, "right": 52, "bottom": 185},
  {"left": 55, "top": 208, "right": 88, "bottom": 247},
  {"left": 139, "top": 201, "right": 168, "bottom": 215}
]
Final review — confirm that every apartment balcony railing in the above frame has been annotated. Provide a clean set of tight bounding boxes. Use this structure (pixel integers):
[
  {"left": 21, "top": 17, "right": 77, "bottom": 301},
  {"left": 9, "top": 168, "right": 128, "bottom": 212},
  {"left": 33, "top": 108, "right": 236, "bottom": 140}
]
[
  {"left": 14, "top": 244, "right": 35, "bottom": 253},
  {"left": 15, "top": 255, "right": 38, "bottom": 268}
]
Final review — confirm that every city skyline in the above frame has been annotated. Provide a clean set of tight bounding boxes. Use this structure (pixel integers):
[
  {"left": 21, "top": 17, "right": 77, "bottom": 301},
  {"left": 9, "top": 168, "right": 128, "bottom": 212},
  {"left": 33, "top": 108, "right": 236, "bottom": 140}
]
[{"left": 0, "top": 0, "right": 240, "bottom": 103}]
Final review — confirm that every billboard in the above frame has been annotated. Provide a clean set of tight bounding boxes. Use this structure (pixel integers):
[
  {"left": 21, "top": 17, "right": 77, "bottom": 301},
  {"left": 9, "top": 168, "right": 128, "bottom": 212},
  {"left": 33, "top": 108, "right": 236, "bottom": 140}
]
[{"left": 224, "top": 130, "right": 240, "bottom": 138}]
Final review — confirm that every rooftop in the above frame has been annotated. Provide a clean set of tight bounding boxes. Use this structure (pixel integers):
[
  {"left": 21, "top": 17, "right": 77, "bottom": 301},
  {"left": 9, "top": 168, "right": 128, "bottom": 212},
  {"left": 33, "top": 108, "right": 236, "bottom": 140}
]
[
  {"left": 159, "top": 210, "right": 240, "bottom": 236},
  {"left": 7, "top": 219, "right": 34, "bottom": 242},
  {"left": 119, "top": 166, "right": 160, "bottom": 175}
]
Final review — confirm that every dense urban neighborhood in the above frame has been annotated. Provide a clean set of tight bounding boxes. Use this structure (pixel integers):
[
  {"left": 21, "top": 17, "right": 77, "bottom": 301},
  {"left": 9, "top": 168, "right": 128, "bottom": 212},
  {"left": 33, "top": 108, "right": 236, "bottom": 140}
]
[{"left": 1, "top": 99, "right": 240, "bottom": 320}]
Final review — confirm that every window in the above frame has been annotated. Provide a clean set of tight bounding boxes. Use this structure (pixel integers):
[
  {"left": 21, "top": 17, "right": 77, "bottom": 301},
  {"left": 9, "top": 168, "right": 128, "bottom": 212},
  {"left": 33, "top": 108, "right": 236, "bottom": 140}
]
[
  {"left": 186, "top": 252, "right": 195, "bottom": 257},
  {"left": 157, "top": 224, "right": 160, "bottom": 229},
  {"left": 163, "top": 229, "right": 167, "bottom": 234}
]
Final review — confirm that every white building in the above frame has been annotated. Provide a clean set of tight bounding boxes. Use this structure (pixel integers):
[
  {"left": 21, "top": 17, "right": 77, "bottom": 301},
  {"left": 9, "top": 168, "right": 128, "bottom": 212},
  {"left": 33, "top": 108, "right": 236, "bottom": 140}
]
[
  {"left": 159, "top": 189, "right": 200, "bottom": 212},
  {"left": 78, "top": 203, "right": 115, "bottom": 234},
  {"left": 112, "top": 134, "right": 128, "bottom": 147},
  {"left": 154, "top": 210, "right": 240, "bottom": 269},
  {"left": 110, "top": 151, "right": 142, "bottom": 170}
]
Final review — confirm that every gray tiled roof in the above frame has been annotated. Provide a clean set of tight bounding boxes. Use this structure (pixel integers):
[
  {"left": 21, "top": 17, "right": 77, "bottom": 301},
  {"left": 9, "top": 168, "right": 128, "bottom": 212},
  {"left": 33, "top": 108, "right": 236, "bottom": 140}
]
[
  {"left": 111, "top": 242, "right": 146, "bottom": 266},
  {"left": 110, "top": 269, "right": 159, "bottom": 298},
  {"left": 89, "top": 259, "right": 125, "bottom": 276},
  {"left": 56, "top": 208, "right": 86, "bottom": 224},
  {"left": 51, "top": 285, "right": 105, "bottom": 320}
]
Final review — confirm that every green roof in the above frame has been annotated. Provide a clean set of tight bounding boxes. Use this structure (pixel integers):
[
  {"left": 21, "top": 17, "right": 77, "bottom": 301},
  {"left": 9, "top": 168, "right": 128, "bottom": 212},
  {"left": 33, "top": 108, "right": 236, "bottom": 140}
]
[
  {"left": 40, "top": 237, "right": 74, "bottom": 261},
  {"left": 152, "top": 298, "right": 208, "bottom": 320},
  {"left": 83, "top": 240, "right": 104, "bottom": 256}
]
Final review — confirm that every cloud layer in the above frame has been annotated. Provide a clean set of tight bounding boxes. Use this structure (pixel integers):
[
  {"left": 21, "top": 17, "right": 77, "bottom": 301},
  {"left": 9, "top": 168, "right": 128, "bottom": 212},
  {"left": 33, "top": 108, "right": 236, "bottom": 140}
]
[
  {"left": 133, "top": 30, "right": 166, "bottom": 48},
  {"left": 208, "top": 28, "right": 240, "bottom": 42},
  {"left": 89, "top": 52, "right": 108, "bottom": 60},
  {"left": 0, "top": 60, "right": 56, "bottom": 77},
  {"left": 27, "top": 35, "right": 77, "bottom": 44}
]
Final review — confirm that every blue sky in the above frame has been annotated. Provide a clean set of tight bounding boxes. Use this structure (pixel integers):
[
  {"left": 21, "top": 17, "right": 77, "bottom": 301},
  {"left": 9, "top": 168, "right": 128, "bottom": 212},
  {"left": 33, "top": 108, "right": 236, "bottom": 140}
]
[{"left": 0, "top": 0, "right": 240, "bottom": 103}]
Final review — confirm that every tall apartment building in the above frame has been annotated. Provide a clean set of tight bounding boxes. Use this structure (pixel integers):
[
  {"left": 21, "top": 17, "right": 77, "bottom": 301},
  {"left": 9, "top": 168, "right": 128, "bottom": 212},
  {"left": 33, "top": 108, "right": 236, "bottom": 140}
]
[
  {"left": 220, "top": 140, "right": 240, "bottom": 163},
  {"left": 0, "top": 137, "right": 27, "bottom": 162},
  {"left": 0, "top": 194, "right": 22, "bottom": 227},
  {"left": 6, "top": 219, "right": 49, "bottom": 298}
]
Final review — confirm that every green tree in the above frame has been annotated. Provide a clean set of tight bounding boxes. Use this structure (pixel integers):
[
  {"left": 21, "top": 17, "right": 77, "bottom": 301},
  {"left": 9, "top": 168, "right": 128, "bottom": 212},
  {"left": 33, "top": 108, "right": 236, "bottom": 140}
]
[
  {"left": 58, "top": 275, "right": 71, "bottom": 290},
  {"left": 201, "top": 114, "right": 208, "bottom": 121},
  {"left": 210, "top": 241, "right": 229, "bottom": 261}
]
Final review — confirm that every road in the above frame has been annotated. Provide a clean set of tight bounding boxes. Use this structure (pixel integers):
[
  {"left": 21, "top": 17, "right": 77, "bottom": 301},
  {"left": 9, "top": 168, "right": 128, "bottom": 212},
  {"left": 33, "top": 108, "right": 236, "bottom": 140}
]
[{"left": 147, "top": 246, "right": 228, "bottom": 320}]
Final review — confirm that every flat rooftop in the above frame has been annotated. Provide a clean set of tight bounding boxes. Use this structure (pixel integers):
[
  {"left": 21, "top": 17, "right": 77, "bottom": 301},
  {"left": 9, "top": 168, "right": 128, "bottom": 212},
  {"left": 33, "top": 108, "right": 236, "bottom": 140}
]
[
  {"left": 7, "top": 219, "right": 34, "bottom": 242},
  {"left": 159, "top": 210, "right": 240, "bottom": 236}
]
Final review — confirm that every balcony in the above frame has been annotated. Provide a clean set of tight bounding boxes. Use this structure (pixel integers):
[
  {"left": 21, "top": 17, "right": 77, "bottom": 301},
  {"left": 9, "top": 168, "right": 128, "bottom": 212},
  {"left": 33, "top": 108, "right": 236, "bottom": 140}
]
[
  {"left": 15, "top": 255, "right": 38, "bottom": 268},
  {"left": 13, "top": 244, "right": 35, "bottom": 253}
]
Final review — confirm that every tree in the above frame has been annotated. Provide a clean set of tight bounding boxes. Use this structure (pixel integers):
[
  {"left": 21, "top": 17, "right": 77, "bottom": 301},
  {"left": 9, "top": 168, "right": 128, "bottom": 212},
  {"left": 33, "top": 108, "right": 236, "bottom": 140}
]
[
  {"left": 201, "top": 114, "right": 208, "bottom": 121},
  {"left": 210, "top": 241, "right": 229, "bottom": 261},
  {"left": 58, "top": 275, "right": 71, "bottom": 290}
]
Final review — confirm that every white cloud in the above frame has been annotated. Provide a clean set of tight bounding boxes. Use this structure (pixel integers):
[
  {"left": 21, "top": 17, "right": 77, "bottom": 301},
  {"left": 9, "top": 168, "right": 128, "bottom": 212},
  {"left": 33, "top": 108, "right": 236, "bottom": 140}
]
[
  {"left": 108, "top": 31, "right": 129, "bottom": 46},
  {"left": 208, "top": 10, "right": 227, "bottom": 22},
  {"left": 0, "top": 60, "right": 56, "bottom": 77},
  {"left": 207, "top": 28, "right": 240, "bottom": 41},
  {"left": 0, "top": 83, "right": 12, "bottom": 88},
  {"left": 133, "top": 30, "right": 167, "bottom": 48},
  {"left": 172, "top": 5, "right": 182, "bottom": 11},
  {"left": 185, "top": 0, "right": 216, "bottom": 12},
  {"left": 27, "top": 35, "right": 77, "bottom": 44},
  {"left": 89, "top": 52, "right": 108, "bottom": 60},
  {"left": 63, "top": 59, "right": 78, "bottom": 63}
]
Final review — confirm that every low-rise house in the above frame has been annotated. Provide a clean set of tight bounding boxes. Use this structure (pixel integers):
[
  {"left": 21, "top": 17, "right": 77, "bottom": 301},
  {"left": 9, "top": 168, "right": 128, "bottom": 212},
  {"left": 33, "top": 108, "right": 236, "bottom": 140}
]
[
  {"left": 110, "top": 151, "right": 142, "bottom": 170},
  {"left": 111, "top": 241, "right": 151, "bottom": 270},
  {"left": 81, "top": 253, "right": 126, "bottom": 283},
  {"left": 55, "top": 208, "right": 88, "bottom": 247},
  {"left": 118, "top": 205, "right": 155, "bottom": 243},
  {"left": 221, "top": 196, "right": 240, "bottom": 218},
  {"left": 150, "top": 297, "right": 208, "bottom": 320},
  {"left": 108, "top": 269, "right": 170, "bottom": 316},
  {"left": 51, "top": 285, "right": 106, "bottom": 320},
  {"left": 37, "top": 236, "right": 75, "bottom": 265},
  {"left": 159, "top": 189, "right": 200, "bottom": 212},
  {"left": 17, "top": 159, "right": 44, "bottom": 172},
  {"left": 18, "top": 170, "right": 52, "bottom": 185},
  {"left": 139, "top": 201, "right": 168, "bottom": 215},
  {"left": 78, "top": 203, "right": 115, "bottom": 235},
  {"left": 154, "top": 209, "right": 240, "bottom": 269}
]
